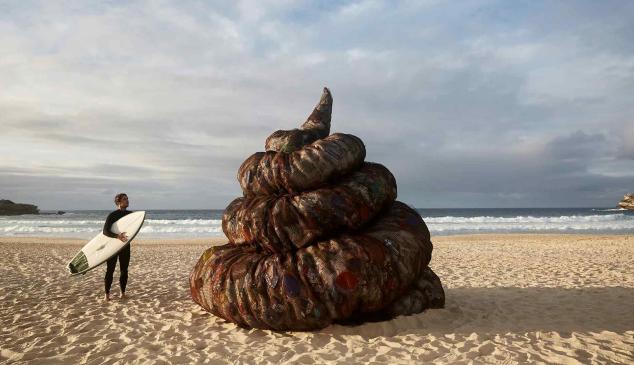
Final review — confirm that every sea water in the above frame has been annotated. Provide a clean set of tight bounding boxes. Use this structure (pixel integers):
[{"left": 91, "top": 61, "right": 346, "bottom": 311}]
[{"left": 0, "top": 208, "right": 632, "bottom": 238}]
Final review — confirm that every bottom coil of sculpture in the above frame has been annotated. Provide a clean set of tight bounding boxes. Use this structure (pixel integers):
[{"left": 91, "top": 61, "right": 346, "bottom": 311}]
[{"left": 190, "top": 201, "right": 445, "bottom": 331}]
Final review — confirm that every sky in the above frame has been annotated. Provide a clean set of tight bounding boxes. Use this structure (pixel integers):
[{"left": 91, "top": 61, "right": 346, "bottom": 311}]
[{"left": 1, "top": 0, "right": 633, "bottom": 210}]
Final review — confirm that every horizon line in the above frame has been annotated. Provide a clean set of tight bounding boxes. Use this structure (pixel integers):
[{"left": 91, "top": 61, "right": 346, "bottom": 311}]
[{"left": 37, "top": 206, "right": 623, "bottom": 211}]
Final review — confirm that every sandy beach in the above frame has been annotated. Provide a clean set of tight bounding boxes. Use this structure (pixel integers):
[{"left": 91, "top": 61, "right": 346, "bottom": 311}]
[{"left": 1, "top": 234, "right": 632, "bottom": 364}]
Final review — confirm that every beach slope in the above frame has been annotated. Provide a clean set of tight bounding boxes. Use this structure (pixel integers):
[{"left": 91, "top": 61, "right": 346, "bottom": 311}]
[{"left": 1, "top": 235, "right": 632, "bottom": 364}]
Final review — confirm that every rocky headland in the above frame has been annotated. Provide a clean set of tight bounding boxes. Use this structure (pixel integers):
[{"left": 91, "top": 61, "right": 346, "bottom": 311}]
[
  {"left": 0, "top": 200, "right": 39, "bottom": 215},
  {"left": 618, "top": 194, "right": 634, "bottom": 210}
]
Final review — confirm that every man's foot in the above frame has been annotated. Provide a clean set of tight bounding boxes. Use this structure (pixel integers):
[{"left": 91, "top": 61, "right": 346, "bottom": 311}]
[
  {"left": 120, "top": 292, "right": 127, "bottom": 300},
  {"left": 105, "top": 293, "right": 110, "bottom": 301}
]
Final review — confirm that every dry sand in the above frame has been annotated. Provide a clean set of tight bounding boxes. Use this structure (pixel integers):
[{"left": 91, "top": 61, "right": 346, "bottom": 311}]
[{"left": 1, "top": 234, "right": 633, "bottom": 364}]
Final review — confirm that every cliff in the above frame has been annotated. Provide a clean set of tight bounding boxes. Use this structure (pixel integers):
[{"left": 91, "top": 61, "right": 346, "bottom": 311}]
[
  {"left": 618, "top": 194, "right": 634, "bottom": 210},
  {"left": 0, "top": 199, "right": 40, "bottom": 215}
]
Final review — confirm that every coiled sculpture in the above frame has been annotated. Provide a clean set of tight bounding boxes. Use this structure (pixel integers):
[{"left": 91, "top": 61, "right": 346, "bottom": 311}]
[{"left": 190, "top": 88, "right": 445, "bottom": 331}]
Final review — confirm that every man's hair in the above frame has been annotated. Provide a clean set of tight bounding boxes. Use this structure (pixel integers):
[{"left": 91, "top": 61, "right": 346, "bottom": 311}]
[{"left": 114, "top": 193, "right": 128, "bottom": 205}]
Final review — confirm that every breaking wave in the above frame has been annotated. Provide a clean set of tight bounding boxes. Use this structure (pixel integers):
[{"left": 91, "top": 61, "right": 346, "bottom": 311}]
[
  {"left": 426, "top": 214, "right": 634, "bottom": 234},
  {"left": 1, "top": 211, "right": 631, "bottom": 237},
  {"left": 0, "top": 217, "right": 225, "bottom": 238}
]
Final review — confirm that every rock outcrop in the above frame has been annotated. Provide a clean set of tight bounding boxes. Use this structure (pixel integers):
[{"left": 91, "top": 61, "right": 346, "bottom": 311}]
[
  {"left": 189, "top": 88, "right": 444, "bottom": 331},
  {"left": 0, "top": 200, "right": 39, "bottom": 215},
  {"left": 618, "top": 194, "right": 634, "bottom": 210}
]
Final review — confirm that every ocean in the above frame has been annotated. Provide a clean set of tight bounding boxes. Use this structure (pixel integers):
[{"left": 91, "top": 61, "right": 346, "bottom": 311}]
[{"left": 1, "top": 207, "right": 632, "bottom": 239}]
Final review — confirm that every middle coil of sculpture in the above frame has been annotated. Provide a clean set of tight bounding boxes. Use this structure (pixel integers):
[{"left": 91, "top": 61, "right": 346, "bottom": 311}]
[{"left": 190, "top": 88, "right": 445, "bottom": 331}]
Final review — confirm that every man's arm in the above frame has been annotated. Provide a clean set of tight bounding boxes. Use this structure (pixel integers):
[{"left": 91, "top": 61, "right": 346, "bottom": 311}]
[{"left": 102, "top": 212, "right": 118, "bottom": 238}]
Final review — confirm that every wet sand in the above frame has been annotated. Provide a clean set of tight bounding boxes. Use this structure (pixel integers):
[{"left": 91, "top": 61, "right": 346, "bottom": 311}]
[{"left": 1, "top": 234, "right": 633, "bottom": 364}]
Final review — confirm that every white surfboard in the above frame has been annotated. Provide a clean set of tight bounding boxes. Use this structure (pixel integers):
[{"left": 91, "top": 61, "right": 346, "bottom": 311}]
[{"left": 67, "top": 211, "right": 146, "bottom": 276}]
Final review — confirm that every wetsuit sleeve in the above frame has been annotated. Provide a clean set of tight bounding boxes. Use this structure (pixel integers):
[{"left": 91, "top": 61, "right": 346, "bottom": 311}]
[{"left": 102, "top": 212, "right": 118, "bottom": 238}]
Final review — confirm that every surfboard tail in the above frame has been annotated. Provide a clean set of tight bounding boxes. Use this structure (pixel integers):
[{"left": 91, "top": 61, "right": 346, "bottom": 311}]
[{"left": 68, "top": 251, "right": 89, "bottom": 274}]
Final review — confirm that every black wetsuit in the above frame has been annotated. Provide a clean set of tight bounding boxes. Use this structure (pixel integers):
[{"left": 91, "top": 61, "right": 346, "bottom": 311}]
[{"left": 103, "top": 209, "right": 132, "bottom": 295}]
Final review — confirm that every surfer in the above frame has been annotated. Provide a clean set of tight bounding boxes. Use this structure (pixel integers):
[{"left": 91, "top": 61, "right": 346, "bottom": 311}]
[{"left": 102, "top": 193, "right": 131, "bottom": 301}]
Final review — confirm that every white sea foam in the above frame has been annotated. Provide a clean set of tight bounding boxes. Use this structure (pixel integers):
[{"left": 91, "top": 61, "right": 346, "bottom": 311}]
[
  {"left": 0, "top": 217, "right": 226, "bottom": 237},
  {"left": 0, "top": 220, "right": 104, "bottom": 225},
  {"left": 0, "top": 226, "right": 97, "bottom": 233},
  {"left": 425, "top": 214, "right": 634, "bottom": 233},
  {"left": 1, "top": 213, "right": 632, "bottom": 237},
  {"left": 140, "top": 226, "right": 223, "bottom": 233},
  {"left": 144, "top": 219, "right": 221, "bottom": 225},
  {"left": 0, "top": 219, "right": 220, "bottom": 226},
  {"left": 425, "top": 214, "right": 628, "bottom": 224}
]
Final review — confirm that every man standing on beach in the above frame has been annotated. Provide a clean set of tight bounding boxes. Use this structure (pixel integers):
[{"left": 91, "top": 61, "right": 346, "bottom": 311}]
[{"left": 102, "top": 193, "right": 131, "bottom": 301}]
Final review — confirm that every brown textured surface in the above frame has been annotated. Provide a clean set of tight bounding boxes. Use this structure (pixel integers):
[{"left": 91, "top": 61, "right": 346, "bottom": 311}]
[
  {"left": 190, "top": 202, "right": 437, "bottom": 330},
  {"left": 225, "top": 162, "right": 397, "bottom": 252},
  {"left": 238, "top": 133, "right": 366, "bottom": 196},
  {"left": 265, "top": 87, "right": 333, "bottom": 153},
  {"left": 190, "top": 88, "right": 444, "bottom": 330}
]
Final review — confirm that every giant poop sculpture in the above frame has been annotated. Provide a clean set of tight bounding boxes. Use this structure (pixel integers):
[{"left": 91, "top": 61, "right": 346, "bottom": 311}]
[{"left": 189, "top": 88, "right": 445, "bottom": 331}]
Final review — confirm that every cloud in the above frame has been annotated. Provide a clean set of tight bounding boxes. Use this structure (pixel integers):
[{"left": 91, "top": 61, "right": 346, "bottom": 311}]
[
  {"left": 617, "top": 124, "right": 634, "bottom": 160},
  {"left": 1, "top": 1, "right": 633, "bottom": 209}
]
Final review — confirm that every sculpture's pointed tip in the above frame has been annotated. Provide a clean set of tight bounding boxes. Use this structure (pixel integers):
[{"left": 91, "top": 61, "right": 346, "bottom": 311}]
[
  {"left": 294, "top": 86, "right": 333, "bottom": 133},
  {"left": 318, "top": 87, "right": 333, "bottom": 108}
]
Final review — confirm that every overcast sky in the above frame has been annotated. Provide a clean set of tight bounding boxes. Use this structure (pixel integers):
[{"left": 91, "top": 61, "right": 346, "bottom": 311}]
[{"left": 1, "top": 0, "right": 633, "bottom": 210}]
